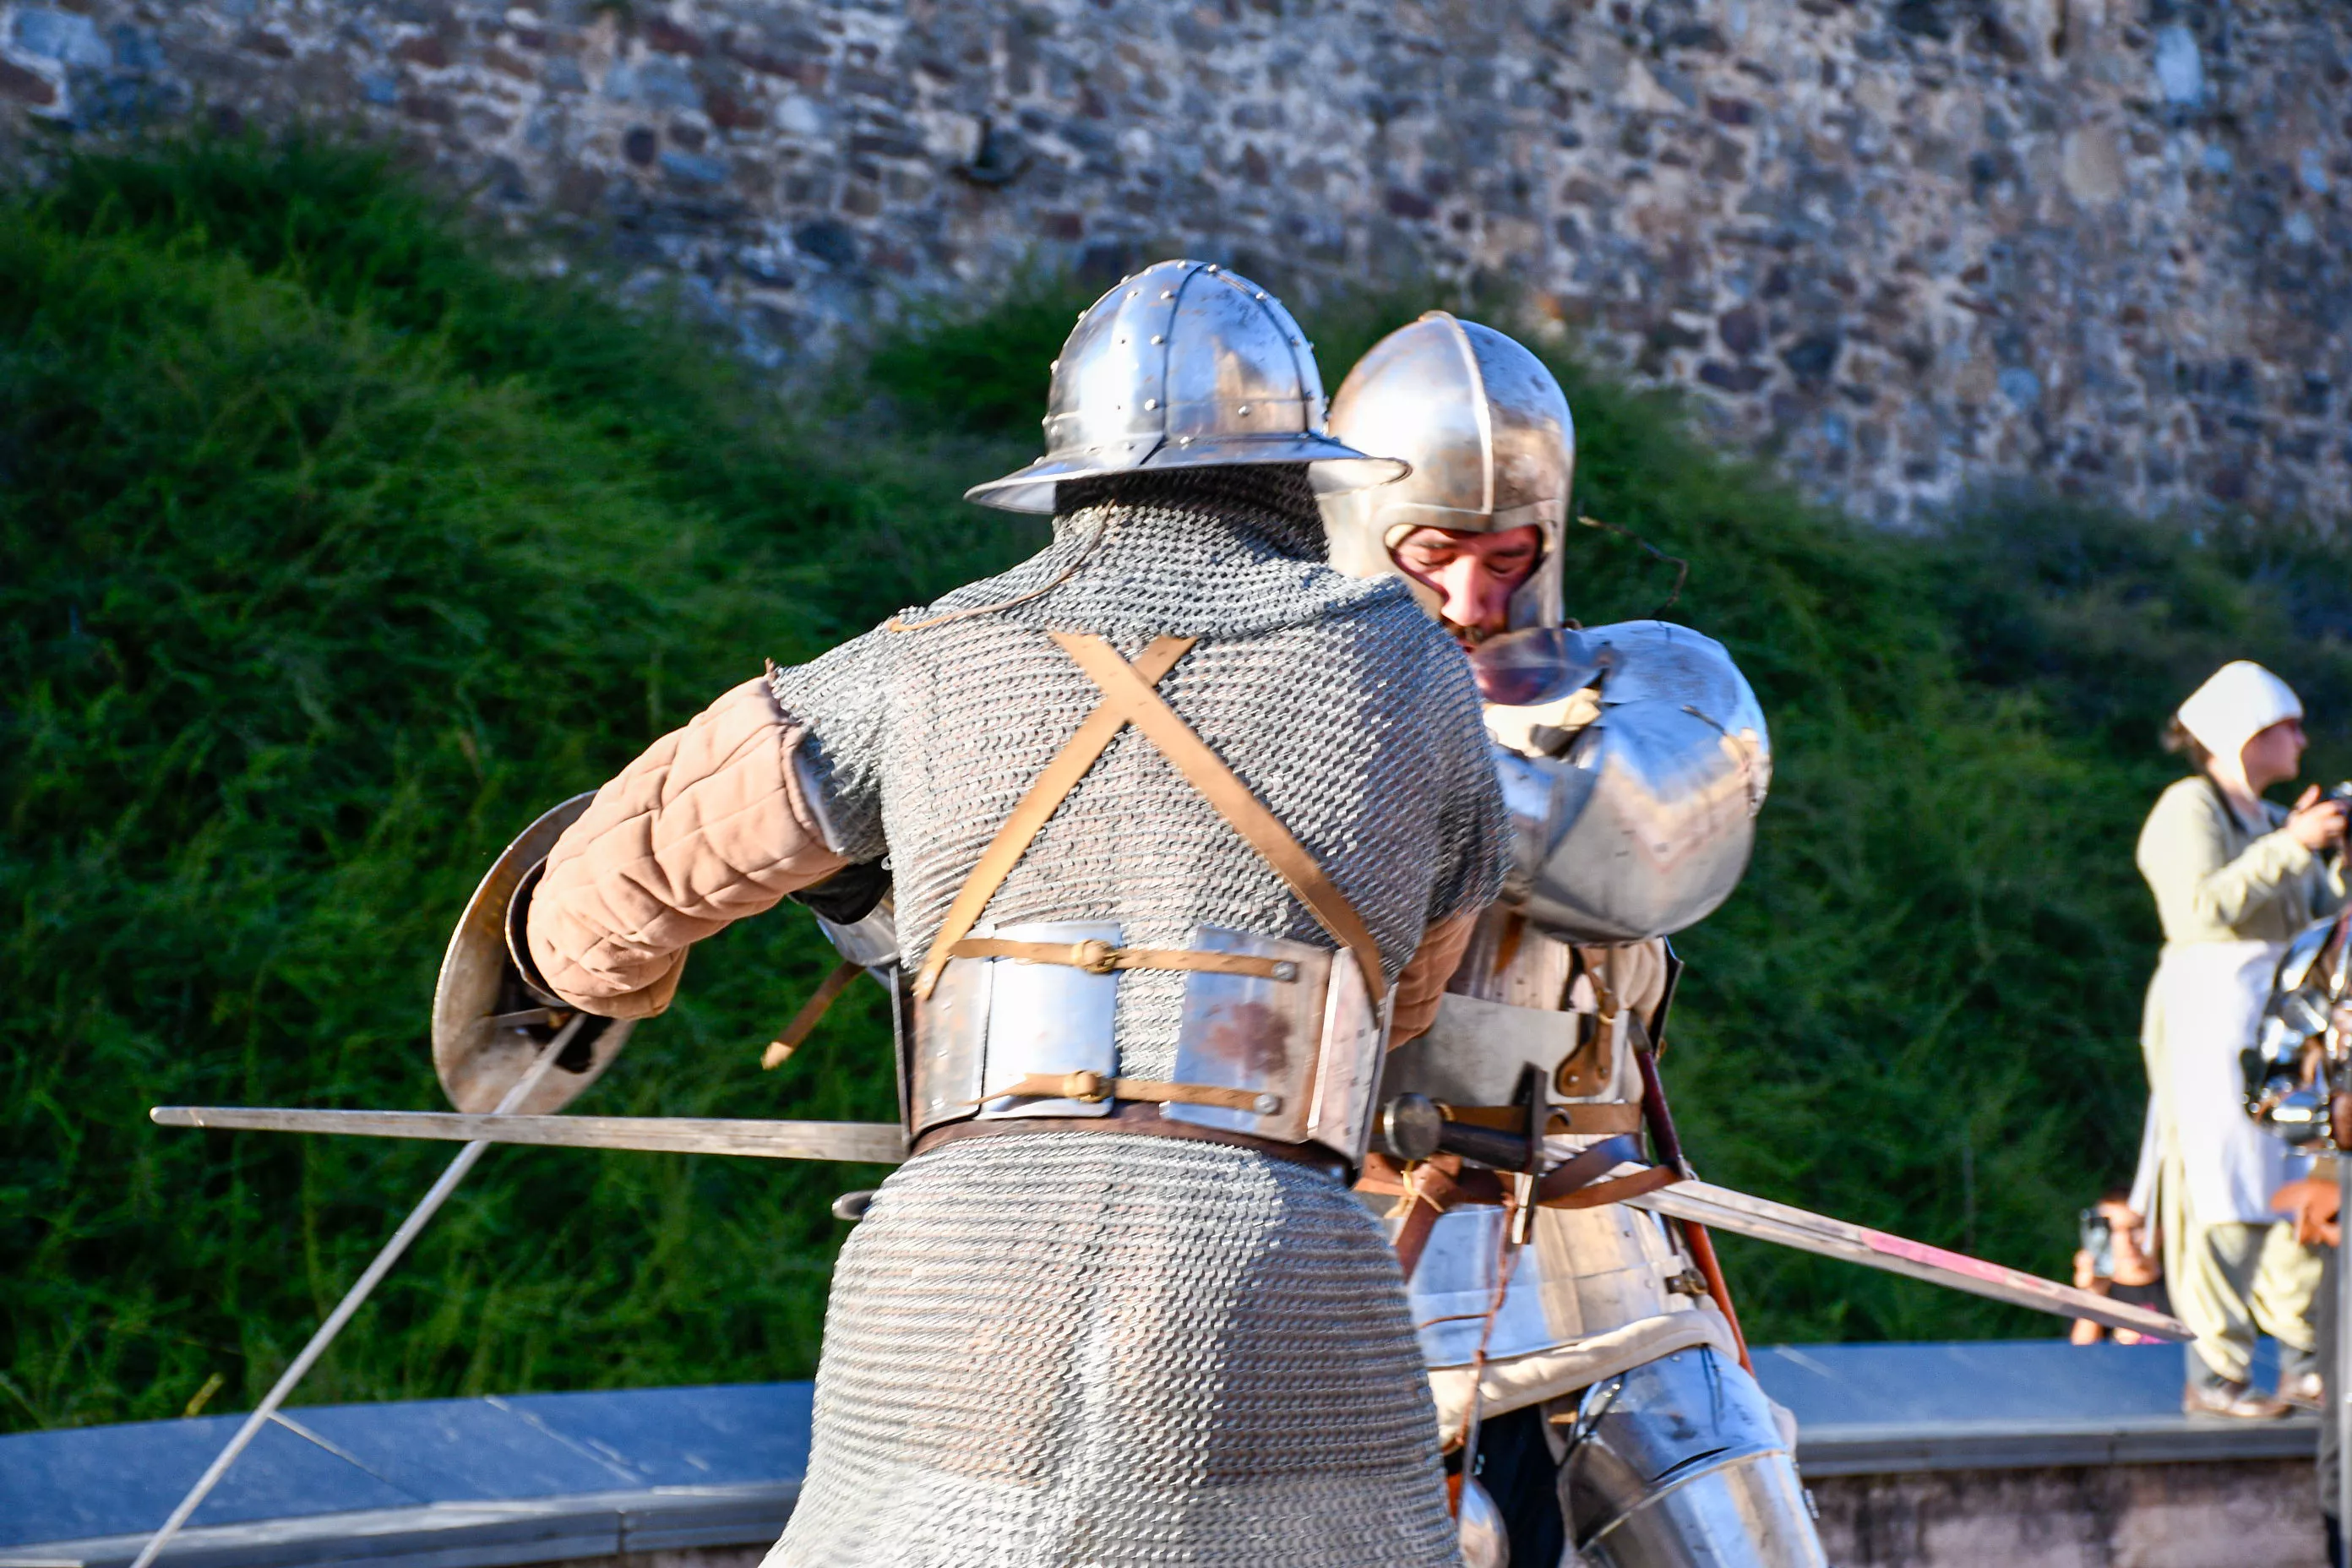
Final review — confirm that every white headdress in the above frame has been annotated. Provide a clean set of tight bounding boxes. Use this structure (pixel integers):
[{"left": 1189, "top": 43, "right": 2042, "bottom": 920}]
[{"left": 2176, "top": 661, "right": 2303, "bottom": 763}]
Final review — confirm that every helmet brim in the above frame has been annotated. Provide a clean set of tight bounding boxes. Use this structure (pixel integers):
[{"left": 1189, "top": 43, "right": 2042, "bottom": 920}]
[{"left": 965, "top": 433, "right": 1409, "bottom": 514}]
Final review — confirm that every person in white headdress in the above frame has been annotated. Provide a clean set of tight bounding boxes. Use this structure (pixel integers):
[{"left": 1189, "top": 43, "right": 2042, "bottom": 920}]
[{"left": 2131, "top": 661, "right": 2346, "bottom": 1416}]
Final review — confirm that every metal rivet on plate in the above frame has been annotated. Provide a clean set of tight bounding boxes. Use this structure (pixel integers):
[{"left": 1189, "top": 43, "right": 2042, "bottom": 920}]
[
  {"left": 1272, "top": 961, "right": 1298, "bottom": 981},
  {"left": 1253, "top": 1093, "right": 1279, "bottom": 1114}
]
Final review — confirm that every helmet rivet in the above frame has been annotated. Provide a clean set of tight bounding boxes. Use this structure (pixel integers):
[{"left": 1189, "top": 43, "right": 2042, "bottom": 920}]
[
  {"left": 1144, "top": 398, "right": 1158, "bottom": 410},
  {"left": 1254, "top": 291, "right": 1265, "bottom": 301},
  {"left": 1150, "top": 334, "right": 1164, "bottom": 345},
  {"left": 1049, "top": 359, "right": 1059, "bottom": 372},
  {"left": 1238, "top": 405, "right": 1250, "bottom": 416},
  {"left": 1128, "top": 290, "right": 1141, "bottom": 299},
  {"left": 1205, "top": 263, "right": 1219, "bottom": 272},
  {"left": 1160, "top": 290, "right": 1174, "bottom": 300}
]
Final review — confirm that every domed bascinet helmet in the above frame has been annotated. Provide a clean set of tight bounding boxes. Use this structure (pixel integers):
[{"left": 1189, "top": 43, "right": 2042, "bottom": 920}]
[
  {"left": 1320, "top": 311, "right": 1575, "bottom": 631},
  {"left": 964, "top": 259, "right": 1407, "bottom": 513}
]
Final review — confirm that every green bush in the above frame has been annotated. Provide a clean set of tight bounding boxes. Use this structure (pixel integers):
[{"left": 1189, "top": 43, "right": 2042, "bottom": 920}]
[{"left": 6, "top": 134, "right": 2350, "bottom": 1431}]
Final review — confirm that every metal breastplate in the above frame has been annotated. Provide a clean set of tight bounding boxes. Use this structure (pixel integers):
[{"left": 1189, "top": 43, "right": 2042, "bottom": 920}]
[{"left": 1385, "top": 912, "right": 1638, "bottom": 1112}]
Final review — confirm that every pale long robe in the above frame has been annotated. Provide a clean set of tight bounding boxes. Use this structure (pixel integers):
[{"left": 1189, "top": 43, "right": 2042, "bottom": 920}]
[{"left": 2134, "top": 775, "right": 2341, "bottom": 1380}]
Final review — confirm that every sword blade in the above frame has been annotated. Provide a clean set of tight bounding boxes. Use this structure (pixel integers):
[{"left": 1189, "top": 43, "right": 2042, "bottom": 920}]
[
  {"left": 1627, "top": 1179, "right": 2193, "bottom": 1343},
  {"left": 153, "top": 1106, "right": 910, "bottom": 1165}
]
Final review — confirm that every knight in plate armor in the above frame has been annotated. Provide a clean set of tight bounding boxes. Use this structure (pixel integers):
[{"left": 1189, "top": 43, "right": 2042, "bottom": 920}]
[
  {"left": 520, "top": 261, "right": 1511, "bottom": 1567},
  {"left": 1322, "top": 313, "right": 1822, "bottom": 1568}
]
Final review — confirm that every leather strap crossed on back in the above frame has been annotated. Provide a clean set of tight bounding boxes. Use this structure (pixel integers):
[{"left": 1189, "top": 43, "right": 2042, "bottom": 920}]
[
  {"left": 1052, "top": 632, "right": 1386, "bottom": 1005},
  {"left": 912, "top": 631, "right": 1386, "bottom": 1007},
  {"left": 912, "top": 635, "right": 1193, "bottom": 999}
]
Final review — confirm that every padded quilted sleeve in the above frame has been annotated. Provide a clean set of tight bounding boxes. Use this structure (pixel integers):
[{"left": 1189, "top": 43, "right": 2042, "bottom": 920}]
[
  {"left": 526, "top": 676, "right": 852, "bottom": 1018},
  {"left": 1388, "top": 909, "right": 1479, "bottom": 1047}
]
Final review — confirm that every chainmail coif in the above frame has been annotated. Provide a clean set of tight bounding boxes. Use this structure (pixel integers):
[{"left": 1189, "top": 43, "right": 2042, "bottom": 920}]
[{"left": 761, "top": 465, "right": 1500, "bottom": 1567}]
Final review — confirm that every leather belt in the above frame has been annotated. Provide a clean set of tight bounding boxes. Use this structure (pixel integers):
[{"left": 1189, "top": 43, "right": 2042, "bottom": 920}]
[
  {"left": 977, "top": 1070, "right": 1279, "bottom": 1117},
  {"left": 911, "top": 1100, "right": 1350, "bottom": 1181},
  {"left": 947, "top": 936, "right": 1299, "bottom": 982},
  {"left": 1440, "top": 1102, "right": 1646, "bottom": 1136},
  {"left": 1358, "top": 1136, "right": 1682, "bottom": 1280}
]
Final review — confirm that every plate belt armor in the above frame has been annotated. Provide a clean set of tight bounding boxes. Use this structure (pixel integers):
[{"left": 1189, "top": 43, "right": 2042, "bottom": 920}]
[
  {"left": 910, "top": 919, "right": 1386, "bottom": 1161},
  {"left": 895, "top": 631, "right": 1396, "bottom": 1166},
  {"left": 1478, "top": 620, "right": 1772, "bottom": 945},
  {"left": 1562, "top": 1348, "right": 1827, "bottom": 1568}
]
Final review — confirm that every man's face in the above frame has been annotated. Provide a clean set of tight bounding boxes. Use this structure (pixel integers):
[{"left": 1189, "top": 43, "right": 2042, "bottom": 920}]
[{"left": 1390, "top": 525, "right": 1544, "bottom": 645}]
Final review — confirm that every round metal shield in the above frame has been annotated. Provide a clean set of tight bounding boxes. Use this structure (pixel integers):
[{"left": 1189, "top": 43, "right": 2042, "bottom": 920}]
[{"left": 431, "top": 794, "right": 634, "bottom": 1113}]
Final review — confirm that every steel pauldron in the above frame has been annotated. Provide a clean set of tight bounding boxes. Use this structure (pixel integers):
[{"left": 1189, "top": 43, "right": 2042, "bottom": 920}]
[{"left": 1478, "top": 621, "right": 1772, "bottom": 945}]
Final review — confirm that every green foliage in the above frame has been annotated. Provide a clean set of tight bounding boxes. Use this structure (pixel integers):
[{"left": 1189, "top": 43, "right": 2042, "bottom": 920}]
[
  {"left": 0, "top": 133, "right": 998, "bottom": 1432},
  {"left": 6, "top": 134, "right": 2350, "bottom": 1431},
  {"left": 864, "top": 266, "right": 1088, "bottom": 438}
]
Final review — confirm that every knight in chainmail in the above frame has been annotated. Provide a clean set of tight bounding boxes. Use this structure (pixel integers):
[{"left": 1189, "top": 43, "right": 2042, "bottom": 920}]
[
  {"left": 1322, "top": 315, "right": 1823, "bottom": 1568},
  {"left": 521, "top": 261, "right": 1506, "bottom": 1567}
]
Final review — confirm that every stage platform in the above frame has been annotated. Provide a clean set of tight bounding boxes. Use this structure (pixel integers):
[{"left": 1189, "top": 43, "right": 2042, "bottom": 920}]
[{"left": 0, "top": 1341, "right": 2322, "bottom": 1568}]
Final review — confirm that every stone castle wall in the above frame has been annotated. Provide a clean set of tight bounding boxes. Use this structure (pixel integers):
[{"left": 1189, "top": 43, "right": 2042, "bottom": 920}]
[{"left": 3, "top": 0, "right": 2345, "bottom": 525}]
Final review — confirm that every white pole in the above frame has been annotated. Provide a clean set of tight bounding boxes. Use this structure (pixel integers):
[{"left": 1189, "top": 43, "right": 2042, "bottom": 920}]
[{"left": 128, "top": 1021, "right": 582, "bottom": 1568}]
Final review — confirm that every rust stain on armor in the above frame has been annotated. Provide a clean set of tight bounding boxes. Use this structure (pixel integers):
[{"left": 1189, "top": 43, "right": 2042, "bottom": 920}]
[{"left": 1203, "top": 999, "right": 1292, "bottom": 1082}]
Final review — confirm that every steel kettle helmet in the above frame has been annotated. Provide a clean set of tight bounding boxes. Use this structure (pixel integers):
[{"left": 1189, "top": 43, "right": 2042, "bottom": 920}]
[
  {"left": 1320, "top": 312, "right": 1575, "bottom": 629},
  {"left": 964, "top": 259, "right": 1407, "bottom": 513}
]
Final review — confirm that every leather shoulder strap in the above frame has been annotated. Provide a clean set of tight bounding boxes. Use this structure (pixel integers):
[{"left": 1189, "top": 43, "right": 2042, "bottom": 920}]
[
  {"left": 1052, "top": 631, "right": 1389, "bottom": 1004},
  {"left": 911, "top": 634, "right": 1194, "bottom": 999}
]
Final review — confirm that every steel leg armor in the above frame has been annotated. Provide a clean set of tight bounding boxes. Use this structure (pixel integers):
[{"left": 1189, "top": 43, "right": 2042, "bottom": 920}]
[{"left": 1560, "top": 1348, "right": 1824, "bottom": 1568}]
